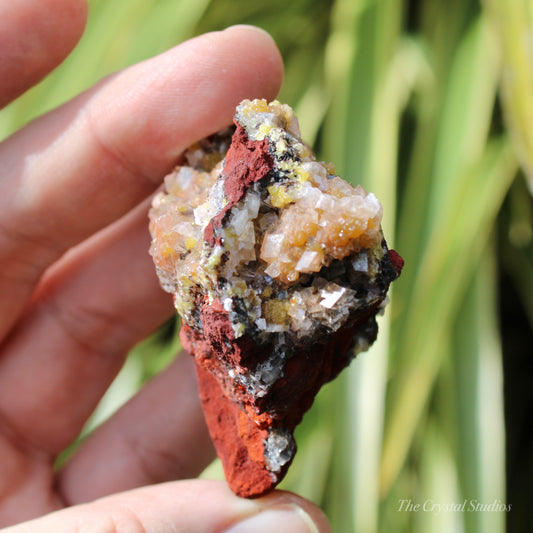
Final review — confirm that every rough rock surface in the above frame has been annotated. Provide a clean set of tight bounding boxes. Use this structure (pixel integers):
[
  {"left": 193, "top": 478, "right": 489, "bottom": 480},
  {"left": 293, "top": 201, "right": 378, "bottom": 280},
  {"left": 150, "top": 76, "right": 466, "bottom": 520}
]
[{"left": 149, "top": 99, "right": 403, "bottom": 498}]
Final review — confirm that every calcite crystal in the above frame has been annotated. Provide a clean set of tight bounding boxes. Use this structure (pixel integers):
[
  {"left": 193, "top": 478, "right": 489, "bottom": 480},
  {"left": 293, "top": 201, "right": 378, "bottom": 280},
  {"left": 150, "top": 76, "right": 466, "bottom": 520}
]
[{"left": 149, "top": 99, "right": 403, "bottom": 498}]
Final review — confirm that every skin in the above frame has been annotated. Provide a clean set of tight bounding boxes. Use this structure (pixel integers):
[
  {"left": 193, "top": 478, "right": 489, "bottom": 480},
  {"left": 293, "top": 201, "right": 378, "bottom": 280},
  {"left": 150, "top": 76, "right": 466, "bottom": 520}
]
[{"left": 0, "top": 1, "right": 331, "bottom": 531}]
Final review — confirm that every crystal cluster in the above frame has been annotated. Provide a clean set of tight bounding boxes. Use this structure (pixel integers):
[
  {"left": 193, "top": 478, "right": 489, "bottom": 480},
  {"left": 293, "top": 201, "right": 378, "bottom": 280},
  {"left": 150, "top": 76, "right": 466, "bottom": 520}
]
[{"left": 149, "top": 99, "right": 403, "bottom": 497}]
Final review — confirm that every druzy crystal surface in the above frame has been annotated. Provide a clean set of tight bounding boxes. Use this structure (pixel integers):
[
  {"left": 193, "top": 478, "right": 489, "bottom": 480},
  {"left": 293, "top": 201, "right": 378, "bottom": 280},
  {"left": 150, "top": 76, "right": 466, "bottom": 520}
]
[{"left": 149, "top": 99, "right": 403, "bottom": 497}]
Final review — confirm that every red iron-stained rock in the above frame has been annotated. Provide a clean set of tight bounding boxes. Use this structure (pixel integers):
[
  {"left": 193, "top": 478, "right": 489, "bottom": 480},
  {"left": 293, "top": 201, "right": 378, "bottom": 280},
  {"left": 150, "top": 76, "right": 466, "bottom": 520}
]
[
  {"left": 149, "top": 99, "right": 403, "bottom": 497},
  {"left": 194, "top": 363, "right": 275, "bottom": 498}
]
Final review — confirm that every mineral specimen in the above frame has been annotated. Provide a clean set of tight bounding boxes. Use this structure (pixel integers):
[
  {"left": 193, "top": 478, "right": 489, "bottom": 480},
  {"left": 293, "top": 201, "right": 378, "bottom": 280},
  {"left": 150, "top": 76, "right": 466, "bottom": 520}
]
[{"left": 149, "top": 99, "right": 403, "bottom": 498}]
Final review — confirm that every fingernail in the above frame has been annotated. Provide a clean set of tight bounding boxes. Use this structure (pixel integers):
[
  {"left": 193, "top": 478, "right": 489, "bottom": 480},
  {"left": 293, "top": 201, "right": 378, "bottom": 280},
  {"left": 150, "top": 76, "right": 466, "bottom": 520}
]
[
  {"left": 224, "top": 24, "right": 274, "bottom": 40},
  {"left": 223, "top": 503, "right": 320, "bottom": 533}
]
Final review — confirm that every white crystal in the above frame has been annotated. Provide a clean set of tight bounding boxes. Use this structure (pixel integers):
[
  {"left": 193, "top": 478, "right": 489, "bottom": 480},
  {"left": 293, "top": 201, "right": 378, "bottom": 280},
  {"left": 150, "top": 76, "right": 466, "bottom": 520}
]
[
  {"left": 174, "top": 221, "right": 194, "bottom": 237},
  {"left": 265, "top": 323, "right": 287, "bottom": 333},
  {"left": 264, "top": 262, "right": 281, "bottom": 278},
  {"left": 150, "top": 191, "right": 166, "bottom": 210},
  {"left": 301, "top": 161, "right": 328, "bottom": 181},
  {"left": 286, "top": 115, "right": 302, "bottom": 138},
  {"left": 315, "top": 193, "right": 336, "bottom": 212},
  {"left": 264, "top": 429, "right": 295, "bottom": 473},
  {"left": 239, "top": 221, "right": 256, "bottom": 244},
  {"left": 237, "top": 243, "right": 256, "bottom": 263},
  {"left": 261, "top": 233, "right": 284, "bottom": 260},
  {"left": 287, "top": 306, "right": 306, "bottom": 322},
  {"left": 295, "top": 250, "right": 322, "bottom": 272},
  {"left": 230, "top": 206, "right": 250, "bottom": 235},
  {"left": 365, "top": 192, "right": 382, "bottom": 214},
  {"left": 320, "top": 286, "right": 346, "bottom": 309},
  {"left": 352, "top": 253, "right": 369, "bottom": 272},
  {"left": 258, "top": 211, "right": 278, "bottom": 231},
  {"left": 193, "top": 203, "right": 208, "bottom": 227},
  {"left": 245, "top": 192, "right": 261, "bottom": 218},
  {"left": 171, "top": 167, "right": 195, "bottom": 189}
]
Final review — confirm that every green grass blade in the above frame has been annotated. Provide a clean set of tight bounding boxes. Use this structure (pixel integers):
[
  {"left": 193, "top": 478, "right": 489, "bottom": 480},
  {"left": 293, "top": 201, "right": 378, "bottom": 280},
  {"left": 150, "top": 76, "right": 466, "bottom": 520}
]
[
  {"left": 453, "top": 247, "right": 505, "bottom": 533},
  {"left": 394, "top": 14, "right": 500, "bottom": 352},
  {"left": 381, "top": 136, "right": 517, "bottom": 496},
  {"left": 484, "top": 0, "right": 533, "bottom": 193}
]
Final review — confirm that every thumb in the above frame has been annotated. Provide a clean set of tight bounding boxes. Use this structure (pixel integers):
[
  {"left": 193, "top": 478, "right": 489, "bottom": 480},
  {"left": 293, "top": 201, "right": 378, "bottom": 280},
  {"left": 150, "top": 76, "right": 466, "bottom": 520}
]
[{"left": 1, "top": 480, "right": 332, "bottom": 533}]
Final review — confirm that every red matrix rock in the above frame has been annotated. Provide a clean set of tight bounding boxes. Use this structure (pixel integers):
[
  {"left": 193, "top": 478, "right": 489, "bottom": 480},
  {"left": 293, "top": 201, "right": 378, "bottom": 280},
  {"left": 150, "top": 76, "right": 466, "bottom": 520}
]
[{"left": 204, "top": 124, "right": 274, "bottom": 247}]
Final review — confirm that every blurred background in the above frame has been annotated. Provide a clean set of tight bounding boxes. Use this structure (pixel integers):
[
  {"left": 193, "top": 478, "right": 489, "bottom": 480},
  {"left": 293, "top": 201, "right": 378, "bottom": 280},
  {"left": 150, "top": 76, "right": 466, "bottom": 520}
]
[{"left": 2, "top": 0, "right": 532, "bottom": 531}]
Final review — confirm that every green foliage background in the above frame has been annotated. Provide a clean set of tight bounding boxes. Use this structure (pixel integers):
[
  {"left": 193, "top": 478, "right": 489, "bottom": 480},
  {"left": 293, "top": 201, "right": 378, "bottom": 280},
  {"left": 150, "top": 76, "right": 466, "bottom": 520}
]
[{"left": 3, "top": 1, "right": 532, "bottom": 532}]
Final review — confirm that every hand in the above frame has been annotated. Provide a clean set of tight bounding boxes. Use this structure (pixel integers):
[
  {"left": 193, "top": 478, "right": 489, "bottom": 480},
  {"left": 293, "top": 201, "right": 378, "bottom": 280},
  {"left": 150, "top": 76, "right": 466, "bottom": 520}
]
[{"left": 0, "top": 1, "right": 331, "bottom": 531}]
